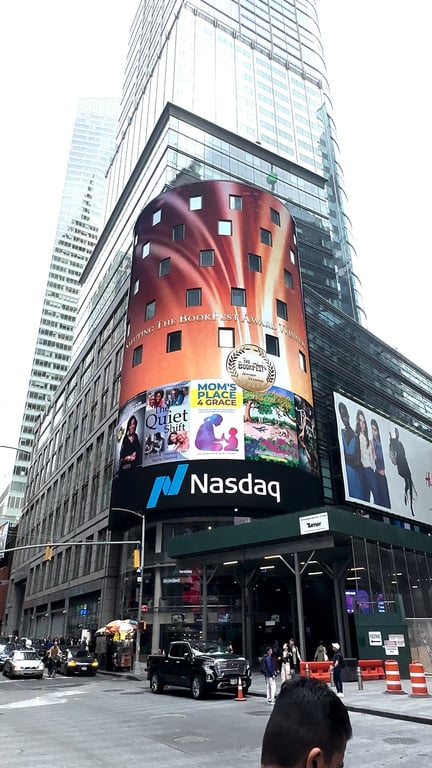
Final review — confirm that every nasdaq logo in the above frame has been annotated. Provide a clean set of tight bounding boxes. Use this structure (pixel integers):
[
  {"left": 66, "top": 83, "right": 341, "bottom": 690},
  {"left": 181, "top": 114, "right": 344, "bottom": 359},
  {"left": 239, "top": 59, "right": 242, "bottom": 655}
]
[{"left": 146, "top": 463, "right": 189, "bottom": 509}]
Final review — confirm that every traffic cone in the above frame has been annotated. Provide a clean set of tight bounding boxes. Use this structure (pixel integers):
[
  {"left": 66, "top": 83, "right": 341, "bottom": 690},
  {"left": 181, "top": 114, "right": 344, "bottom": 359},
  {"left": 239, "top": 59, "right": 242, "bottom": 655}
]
[
  {"left": 235, "top": 677, "right": 246, "bottom": 701},
  {"left": 384, "top": 660, "right": 406, "bottom": 695},
  {"left": 409, "top": 662, "right": 431, "bottom": 698}
]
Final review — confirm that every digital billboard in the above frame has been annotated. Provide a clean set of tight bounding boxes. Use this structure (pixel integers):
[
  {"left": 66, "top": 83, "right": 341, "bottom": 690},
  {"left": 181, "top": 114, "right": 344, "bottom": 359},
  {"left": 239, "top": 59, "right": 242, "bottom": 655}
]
[
  {"left": 0, "top": 521, "right": 9, "bottom": 561},
  {"left": 334, "top": 392, "right": 432, "bottom": 525},
  {"left": 109, "top": 181, "right": 322, "bottom": 528}
]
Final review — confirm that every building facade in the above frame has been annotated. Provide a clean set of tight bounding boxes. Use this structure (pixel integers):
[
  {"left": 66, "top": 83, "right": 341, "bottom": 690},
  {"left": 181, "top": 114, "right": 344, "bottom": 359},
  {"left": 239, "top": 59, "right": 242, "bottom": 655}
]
[
  {"left": 2, "top": 98, "right": 119, "bottom": 524},
  {"left": 4, "top": 2, "right": 432, "bottom": 670}
]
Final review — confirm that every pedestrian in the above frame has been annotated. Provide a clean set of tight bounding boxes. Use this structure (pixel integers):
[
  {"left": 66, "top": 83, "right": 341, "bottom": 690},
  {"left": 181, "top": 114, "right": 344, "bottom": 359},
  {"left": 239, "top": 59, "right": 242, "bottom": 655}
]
[
  {"left": 331, "top": 642, "right": 345, "bottom": 697},
  {"left": 260, "top": 676, "right": 352, "bottom": 768},
  {"left": 261, "top": 645, "right": 277, "bottom": 705},
  {"left": 314, "top": 640, "right": 328, "bottom": 662},
  {"left": 288, "top": 638, "right": 302, "bottom": 676},
  {"left": 280, "top": 642, "right": 291, "bottom": 683}
]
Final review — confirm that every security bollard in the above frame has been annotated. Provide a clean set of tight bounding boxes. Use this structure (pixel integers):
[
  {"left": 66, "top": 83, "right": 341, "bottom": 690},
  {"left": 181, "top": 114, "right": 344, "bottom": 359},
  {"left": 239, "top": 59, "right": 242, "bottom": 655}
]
[
  {"left": 305, "top": 663, "right": 310, "bottom": 679},
  {"left": 356, "top": 665, "right": 363, "bottom": 691},
  {"left": 330, "top": 665, "right": 334, "bottom": 688}
]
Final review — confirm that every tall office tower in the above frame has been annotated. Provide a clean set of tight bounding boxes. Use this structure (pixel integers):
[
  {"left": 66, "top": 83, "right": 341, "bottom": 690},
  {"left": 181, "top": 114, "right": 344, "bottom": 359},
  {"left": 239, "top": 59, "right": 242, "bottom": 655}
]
[
  {"left": 2, "top": 98, "right": 119, "bottom": 524},
  {"left": 103, "top": 0, "right": 365, "bottom": 323}
]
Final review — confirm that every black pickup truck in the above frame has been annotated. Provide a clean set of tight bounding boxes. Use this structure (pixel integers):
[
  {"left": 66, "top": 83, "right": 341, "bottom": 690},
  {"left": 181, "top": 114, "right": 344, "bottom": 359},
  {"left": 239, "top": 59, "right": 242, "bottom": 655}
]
[{"left": 146, "top": 640, "right": 251, "bottom": 699}]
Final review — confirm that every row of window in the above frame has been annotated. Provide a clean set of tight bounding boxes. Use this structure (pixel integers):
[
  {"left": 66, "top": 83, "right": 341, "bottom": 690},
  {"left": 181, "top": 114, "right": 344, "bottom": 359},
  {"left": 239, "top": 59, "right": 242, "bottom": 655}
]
[
  {"left": 132, "top": 329, "right": 308, "bottom": 372},
  {"left": 141, "top": 292, "right": 290, "bottom": 322},
  {"left": 134, "top": 253, "right": 295, "bottom": 288}
]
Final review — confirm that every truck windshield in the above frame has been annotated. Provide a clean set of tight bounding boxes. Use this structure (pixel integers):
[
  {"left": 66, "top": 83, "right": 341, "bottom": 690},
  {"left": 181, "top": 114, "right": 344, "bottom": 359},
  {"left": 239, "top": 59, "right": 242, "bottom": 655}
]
[{"left": 189, "top": 642, "right": 226, "bottom": 654}]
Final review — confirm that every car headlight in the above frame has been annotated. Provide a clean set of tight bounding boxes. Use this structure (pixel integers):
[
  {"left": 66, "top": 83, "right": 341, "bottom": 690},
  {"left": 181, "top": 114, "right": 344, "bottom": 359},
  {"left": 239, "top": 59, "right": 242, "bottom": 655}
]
[
  {"left": 68, "top": 660, "right": 77, "bottom": 667},
  {"left": 38, "top": 662, "right": 44, "bottom": 670},
  {"left": 91, "top": 661, "right": 98, "bottom": 668}
]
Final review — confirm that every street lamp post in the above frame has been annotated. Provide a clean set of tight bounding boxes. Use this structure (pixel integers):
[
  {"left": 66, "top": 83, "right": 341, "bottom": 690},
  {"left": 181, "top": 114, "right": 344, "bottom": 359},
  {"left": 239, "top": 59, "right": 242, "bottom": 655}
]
[
  {"left": 111, "top": 507, "right": 145, "bottom": 674},
  {"left": 135, "top": 512, "right": 146, "bottom": 673}
]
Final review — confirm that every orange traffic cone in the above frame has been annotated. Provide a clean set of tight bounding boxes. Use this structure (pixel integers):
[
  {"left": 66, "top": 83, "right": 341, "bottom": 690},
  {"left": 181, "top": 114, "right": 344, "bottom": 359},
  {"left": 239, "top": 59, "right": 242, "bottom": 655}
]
[
  {"left": 384, "top": 659, "right": 406, "bottom": 695},
  {"left": 409, "top": 662, "right": 431, "bottom": 698},
  {"left": 235, "top": 677, "right": 246, "bottom": 701}
]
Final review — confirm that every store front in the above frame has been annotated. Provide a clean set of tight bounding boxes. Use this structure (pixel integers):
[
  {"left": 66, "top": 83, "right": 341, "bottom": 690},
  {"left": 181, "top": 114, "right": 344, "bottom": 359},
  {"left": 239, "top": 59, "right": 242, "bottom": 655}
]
[{"left": 162, "top": 505, "right": 432, "bottom": 674}]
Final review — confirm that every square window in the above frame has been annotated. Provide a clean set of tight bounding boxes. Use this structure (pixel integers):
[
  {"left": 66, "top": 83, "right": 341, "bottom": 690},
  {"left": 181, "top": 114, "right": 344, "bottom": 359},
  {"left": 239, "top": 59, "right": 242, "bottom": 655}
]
[
  {"left": 290, "top": 249, "right": 296, "bottom": 264},
  {"left": 132, "top": 345, "right": 143, "bottom": 367},
  {"left": 142, "top": 241, "right": 150, "bottom": 258},
  {"left": 260, "top": 228, "right": 272, "bottom": 246},
  {"left": 173, "top": 223, "right": 185, "bottom": 241},
  {"left": 270, "top": 208, "right": 280, "bottom": 226},
  {"left": 199, "top": 249, "right": 215, "bottom": 267},
  {"left": 167, "top": 331, "right": 182, "bottom": 353},
  {"left": 218, "top": 328, "right": 235, "bottom": 348},
  {"left": 284, "top": 269, "right": 293, "bottom": 288},
  {"left": 299, "top": 350, "right": 307, "bottom": 372},
  {"left": 186, "top": 288, "right": 202, "bottom": 307},
  {"left": 229, "top": 195, "right": 242, "bottom": 210},
  {"left": 152, "top": 209, "right": 161, "bottom": 225},
  {"left": 276, "top": 299, "right": 288, "bottom": 320},
  {"left": 159, "top": 258, "right": 171, "bottom": 277},
  {"left": 189, "top": 195, "right": 202, "bottom": 210},
  {"left": 265, "top": 335, "right": 280, "bottom": 357},
  {"left": 231, "top": 287, "right": 246, "bottom": 307},
  {"left": 133, "top": 279, "right": 139, "bottom": 295},
  {"left": 248, "top": 253, "right": 262, "bottom": 272},
  {"left": 218, "top": 220, "right": 232, "bottom": 236},
  {"left": 145, "top": 300, "right": 156, "bottom": 320}
]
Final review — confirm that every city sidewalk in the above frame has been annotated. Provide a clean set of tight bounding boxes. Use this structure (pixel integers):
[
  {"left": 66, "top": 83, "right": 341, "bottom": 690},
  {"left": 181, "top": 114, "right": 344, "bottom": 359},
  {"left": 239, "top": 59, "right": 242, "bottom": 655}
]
[
  {"left": 248, "top": 674, "right": 432, "bottom": 725},
  {"left": 98, "top": 667, "right": 432, "bottom": 724}
]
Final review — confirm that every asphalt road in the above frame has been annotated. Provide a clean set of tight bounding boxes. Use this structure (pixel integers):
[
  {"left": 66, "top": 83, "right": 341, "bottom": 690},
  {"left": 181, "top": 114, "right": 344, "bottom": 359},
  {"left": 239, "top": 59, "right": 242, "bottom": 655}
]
[{"left": 1, "top": 672, "right": 431, "bottom": 767}]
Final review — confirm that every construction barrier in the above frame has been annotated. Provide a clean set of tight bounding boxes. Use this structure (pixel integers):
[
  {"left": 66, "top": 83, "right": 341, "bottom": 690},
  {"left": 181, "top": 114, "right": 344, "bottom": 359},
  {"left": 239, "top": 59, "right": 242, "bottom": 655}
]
[
  {"left": 357, "top": 659, "right": 386, "bottom": 681},
  {"left": 384, "top": 659, "right": 406, "bottom": 694},
  {"left": 299, "top": 661, "right": 332, "bottom": 683},
  {"left": 409, "top": 662, "right": 431, "bottom": 698}
]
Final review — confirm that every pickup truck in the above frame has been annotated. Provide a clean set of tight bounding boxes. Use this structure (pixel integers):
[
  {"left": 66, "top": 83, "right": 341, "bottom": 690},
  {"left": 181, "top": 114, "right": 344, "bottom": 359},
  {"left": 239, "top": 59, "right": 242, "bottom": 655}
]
[{"left": 146, "top": 640, "right": 251, "bottom": 699}]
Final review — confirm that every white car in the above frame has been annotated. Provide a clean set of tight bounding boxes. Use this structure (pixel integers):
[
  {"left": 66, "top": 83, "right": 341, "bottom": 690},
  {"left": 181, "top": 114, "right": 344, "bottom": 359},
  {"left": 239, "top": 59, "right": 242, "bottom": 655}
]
[{"left": 3, "top": 649, "right": 45, "bottom": 679}]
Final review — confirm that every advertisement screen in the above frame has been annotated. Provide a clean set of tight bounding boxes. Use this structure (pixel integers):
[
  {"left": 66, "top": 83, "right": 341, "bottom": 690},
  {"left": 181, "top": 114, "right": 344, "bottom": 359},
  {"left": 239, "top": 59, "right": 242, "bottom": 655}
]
[
  {"left": 109, "top": 181, "right": 323, "bottom": 528},
  {"left": 334, "top": 392, "right": 432, "bottom": 525},
  {"left": 0, "top": 521, "right": 9, "bottom": 560}
]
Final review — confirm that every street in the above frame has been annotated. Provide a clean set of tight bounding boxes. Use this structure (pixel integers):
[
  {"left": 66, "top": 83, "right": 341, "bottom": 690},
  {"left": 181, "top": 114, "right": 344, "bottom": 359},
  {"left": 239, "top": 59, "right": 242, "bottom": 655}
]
[{"left": 1, "top": 673, "right": 432, "bottom": 767}]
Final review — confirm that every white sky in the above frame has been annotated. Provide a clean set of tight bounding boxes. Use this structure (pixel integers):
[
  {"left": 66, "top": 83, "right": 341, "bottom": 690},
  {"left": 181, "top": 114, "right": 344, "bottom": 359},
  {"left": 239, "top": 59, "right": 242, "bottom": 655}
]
[{"left": 0, "top": 0, "right": 430, "bottom": 485}]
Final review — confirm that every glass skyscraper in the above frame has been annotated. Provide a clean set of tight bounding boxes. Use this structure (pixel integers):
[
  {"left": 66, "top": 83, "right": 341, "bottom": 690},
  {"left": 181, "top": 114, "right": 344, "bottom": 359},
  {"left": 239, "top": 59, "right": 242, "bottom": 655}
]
[
  {"left": 12, "top": 1, "right": 428, "bottom": 660},
  {"left": 103, "top": 0, "right": 364, "bottom": 322},
  {"left": 2, "top": 98, "right": 119, "bottom": 523}
]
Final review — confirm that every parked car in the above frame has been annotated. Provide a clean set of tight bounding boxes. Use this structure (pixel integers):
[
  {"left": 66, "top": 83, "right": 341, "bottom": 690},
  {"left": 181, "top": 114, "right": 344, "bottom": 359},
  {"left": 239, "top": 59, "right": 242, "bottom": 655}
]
[
  {"left": 59, "top": 648, "right": 98, "bottom": 676},
  {"left": 147, "top": 640, "right": 251, "bottom": 700},
  {"left": 2, "top": 649, "right": 45, "bottom": 679}
]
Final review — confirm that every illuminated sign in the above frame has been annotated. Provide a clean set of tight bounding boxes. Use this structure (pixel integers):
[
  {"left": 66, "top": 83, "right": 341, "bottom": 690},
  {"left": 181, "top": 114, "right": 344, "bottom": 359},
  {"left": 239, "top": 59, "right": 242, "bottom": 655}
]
[
  {"left": 109, "top": 181, "right": 323, "bottom": 529},
  {"left": 334, "top": 392, "right": 432, "bottom": 526}
]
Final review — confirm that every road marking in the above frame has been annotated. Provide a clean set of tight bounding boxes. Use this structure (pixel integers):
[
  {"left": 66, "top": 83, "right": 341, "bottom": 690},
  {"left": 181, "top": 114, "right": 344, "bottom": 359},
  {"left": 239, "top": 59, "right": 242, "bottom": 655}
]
[{"left": 0, "top": 688, "right": 86, "bottom": 709}]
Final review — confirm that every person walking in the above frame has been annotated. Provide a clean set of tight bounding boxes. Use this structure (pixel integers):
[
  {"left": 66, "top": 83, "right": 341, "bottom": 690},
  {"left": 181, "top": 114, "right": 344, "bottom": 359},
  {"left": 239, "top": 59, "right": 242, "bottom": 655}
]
[
  {"left": 331, "top": 642, "right": 345, "bottom": 697},
  {"left": 288, "top": 638, "right": 302, "bottom": 676},
  {"left": 280, "top": 642, "right": 291, "bottom": 683},
  {"left": 313, "top": 640, "right": 328, "bottom": 662},
  {"left": 262, "top": 645, "right": 277, "bottom": 704}
]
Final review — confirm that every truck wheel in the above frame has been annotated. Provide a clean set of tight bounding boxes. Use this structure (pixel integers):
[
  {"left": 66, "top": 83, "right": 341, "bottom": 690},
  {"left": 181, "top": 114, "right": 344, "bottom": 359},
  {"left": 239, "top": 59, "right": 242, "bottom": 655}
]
[
  {"left": 150, "top": 671, "right": 164, "bottom": 694},
  {"left": 191, "top": 674, "right": 205, "bottom": 700}
]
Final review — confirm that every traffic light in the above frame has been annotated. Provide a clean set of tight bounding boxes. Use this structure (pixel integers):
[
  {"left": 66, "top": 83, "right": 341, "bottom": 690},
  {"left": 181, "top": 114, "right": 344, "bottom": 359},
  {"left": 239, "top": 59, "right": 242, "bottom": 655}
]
[
  {"left": 132, "top": 549, "right": 141, "bottom": 568},
  {"left": 44, "top": 543, "right": 54, "bottom": 561}
]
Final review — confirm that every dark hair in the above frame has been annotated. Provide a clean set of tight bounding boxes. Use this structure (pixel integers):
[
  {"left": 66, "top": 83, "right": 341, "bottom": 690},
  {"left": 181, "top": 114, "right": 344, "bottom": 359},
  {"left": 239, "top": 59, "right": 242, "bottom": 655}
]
[
  {"left": 370, "top": 418, "right": 380, "bottom": 440},
  {"left": 127, "top": 415, "right": 137, "bottom": 429},
  {"left": 261, "top": 677, "right": 352, "bottom": 768},
  {"left": 355, "top": 408, "right": 370, "bottom": 446}
]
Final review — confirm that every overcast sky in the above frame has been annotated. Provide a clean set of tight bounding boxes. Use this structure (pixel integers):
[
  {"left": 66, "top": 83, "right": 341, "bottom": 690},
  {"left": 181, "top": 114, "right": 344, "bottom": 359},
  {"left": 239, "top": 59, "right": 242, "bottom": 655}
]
[{"left": 0, "top": 1, "right": 430, "bottom": 485}]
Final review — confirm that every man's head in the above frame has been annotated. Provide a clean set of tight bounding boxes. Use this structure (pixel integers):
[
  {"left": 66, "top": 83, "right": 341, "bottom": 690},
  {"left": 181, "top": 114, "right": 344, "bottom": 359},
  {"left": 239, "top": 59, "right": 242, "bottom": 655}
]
[{"left": 260, "top": 677, "right": 352, "bottom": 768}]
